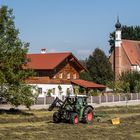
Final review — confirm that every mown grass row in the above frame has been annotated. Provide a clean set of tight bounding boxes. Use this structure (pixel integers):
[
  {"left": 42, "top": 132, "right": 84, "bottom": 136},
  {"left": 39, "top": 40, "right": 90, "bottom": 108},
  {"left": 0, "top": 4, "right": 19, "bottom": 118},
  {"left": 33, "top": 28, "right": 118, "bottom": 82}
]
[
  {"left": 0, "top": 105, "right": 140, "bottom": 140},
  {"left": 0, "top": 105, "right": 140, "bottom": 124}
]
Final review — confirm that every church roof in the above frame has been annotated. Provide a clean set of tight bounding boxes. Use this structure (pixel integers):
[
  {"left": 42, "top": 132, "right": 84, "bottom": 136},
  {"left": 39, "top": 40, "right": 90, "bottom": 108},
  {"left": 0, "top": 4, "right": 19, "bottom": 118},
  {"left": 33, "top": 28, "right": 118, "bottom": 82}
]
[{"left": 122, "top": 39, "right": 140, "bottom": 66}]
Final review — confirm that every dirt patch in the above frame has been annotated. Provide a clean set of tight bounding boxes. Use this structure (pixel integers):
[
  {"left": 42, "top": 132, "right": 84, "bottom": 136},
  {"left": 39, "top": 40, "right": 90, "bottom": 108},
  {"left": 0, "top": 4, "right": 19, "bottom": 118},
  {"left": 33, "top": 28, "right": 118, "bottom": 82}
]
[{"left": 0, "top": 108, "right": 33, "bottom": 115}]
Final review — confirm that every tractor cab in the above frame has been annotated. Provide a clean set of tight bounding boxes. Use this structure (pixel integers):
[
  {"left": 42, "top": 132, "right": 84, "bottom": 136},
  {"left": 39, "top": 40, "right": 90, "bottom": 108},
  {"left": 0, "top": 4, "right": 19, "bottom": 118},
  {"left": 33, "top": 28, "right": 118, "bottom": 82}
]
[
  {"left": 67, "top": 95, "right": 87, "bottom": 105},
  {"left": 75, "top": 96, "right": 88, "bottom": 106}
]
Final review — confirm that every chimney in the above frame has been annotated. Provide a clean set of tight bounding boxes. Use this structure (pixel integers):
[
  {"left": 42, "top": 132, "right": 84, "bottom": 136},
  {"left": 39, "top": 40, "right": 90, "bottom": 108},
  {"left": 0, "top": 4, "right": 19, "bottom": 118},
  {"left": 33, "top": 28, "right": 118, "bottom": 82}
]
[{"left": 41, "top": 48, "right": 46, "bottom": 54}]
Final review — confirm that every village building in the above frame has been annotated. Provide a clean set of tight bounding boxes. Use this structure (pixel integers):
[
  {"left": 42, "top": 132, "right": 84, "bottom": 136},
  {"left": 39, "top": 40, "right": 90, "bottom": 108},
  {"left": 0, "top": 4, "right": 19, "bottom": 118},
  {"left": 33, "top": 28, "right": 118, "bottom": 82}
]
[
  {"left": 109, "top": 19, "right": 140, "bottom": 79},
  {"left": 24, "top": 49, "right": 106, "bottom": 99}
]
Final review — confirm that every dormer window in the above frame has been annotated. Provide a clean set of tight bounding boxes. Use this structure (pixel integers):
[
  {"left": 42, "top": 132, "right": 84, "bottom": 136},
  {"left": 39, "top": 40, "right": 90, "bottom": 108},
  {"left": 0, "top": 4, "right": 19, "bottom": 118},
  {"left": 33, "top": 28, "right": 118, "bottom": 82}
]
[
  {"left": 59, "top": 73, "right": 63, "bottom": 79},
  {"left": 67, "top": 73, "right": 70, "bottom": 79}
]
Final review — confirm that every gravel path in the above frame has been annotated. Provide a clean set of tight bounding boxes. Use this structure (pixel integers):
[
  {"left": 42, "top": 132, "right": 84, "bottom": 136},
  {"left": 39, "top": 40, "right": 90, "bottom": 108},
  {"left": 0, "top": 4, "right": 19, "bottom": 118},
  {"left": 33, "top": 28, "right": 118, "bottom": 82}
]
[{"left": 0, "top": 100, "right": 140, "bottom": 110}]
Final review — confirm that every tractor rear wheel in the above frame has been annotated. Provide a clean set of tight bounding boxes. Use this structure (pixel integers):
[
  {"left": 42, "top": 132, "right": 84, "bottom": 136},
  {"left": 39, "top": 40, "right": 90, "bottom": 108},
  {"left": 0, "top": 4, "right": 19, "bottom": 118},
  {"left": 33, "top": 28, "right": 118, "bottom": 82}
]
[
  {"left": 70, "top": 113, "right": 79, "bottom": 125},
  {"left": 83, "top": 107, "right": 93, "bottom": 123},
  {"left": 53, "top": 112, "right": 61, "bottom": 123}
]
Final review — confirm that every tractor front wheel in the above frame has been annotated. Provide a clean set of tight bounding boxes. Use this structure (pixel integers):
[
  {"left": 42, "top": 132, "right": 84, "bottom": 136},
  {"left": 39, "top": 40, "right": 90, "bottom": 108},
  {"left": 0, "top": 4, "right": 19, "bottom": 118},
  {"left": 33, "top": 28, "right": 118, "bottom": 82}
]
[
  {"left": 53, "top": 112, "right": 61, "bottom": 123},
  {"left": 70, "top": 113, "right": 79, "bottom": 125},
  {"left": 83, "top": 107, "right": 93, "bottom": 123}
]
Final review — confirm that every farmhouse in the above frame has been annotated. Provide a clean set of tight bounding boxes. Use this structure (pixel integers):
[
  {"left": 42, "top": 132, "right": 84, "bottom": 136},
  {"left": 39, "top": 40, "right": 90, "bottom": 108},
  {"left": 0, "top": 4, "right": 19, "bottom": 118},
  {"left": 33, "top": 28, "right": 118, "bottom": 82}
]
[
  {"left": 24, "top": 49, "right": 105, "bottom": 98},
  {"left": 109, "top": 19, "right": 140, "bottom": 79}
]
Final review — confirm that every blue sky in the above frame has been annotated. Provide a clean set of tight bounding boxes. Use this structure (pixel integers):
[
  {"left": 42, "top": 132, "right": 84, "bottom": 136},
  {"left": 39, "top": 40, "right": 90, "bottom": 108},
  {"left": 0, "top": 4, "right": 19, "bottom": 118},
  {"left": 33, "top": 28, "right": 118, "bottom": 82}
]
[{"left": 0, "top": 0, "right": 140, "bottom": 59}]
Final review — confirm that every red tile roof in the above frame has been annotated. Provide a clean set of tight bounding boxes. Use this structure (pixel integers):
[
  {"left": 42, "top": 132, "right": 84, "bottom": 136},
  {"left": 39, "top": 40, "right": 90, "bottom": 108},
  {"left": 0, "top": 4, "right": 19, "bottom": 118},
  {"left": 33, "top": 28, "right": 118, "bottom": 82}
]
[
  {"left": 71, "top": 79, "right": 106, "bottom": 89},
  {"left": 24, "top": 52, "right": 86, "bottom": 71},
  {"left": 122, "top": 40, "right": 140, "bottom": 65},
  {"left": 24, "top": 52, "right": 71, "bottom": 70}
]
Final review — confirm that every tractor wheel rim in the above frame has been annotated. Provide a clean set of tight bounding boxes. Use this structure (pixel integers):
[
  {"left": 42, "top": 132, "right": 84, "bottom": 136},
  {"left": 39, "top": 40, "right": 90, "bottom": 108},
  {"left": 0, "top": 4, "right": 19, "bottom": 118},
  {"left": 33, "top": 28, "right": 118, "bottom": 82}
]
[
  {"left": 74, "top": 116, "right": 78, "bottom": 124},
  {"left": 87, "top": 112, "right": 93, "bottom": 121}
]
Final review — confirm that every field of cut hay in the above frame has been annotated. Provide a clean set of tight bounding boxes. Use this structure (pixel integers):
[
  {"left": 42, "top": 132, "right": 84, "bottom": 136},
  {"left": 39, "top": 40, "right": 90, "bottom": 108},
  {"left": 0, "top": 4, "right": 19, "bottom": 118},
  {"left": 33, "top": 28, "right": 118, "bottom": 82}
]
[{"left": 0, "top": 105, "right": 140, "bottom": 140}]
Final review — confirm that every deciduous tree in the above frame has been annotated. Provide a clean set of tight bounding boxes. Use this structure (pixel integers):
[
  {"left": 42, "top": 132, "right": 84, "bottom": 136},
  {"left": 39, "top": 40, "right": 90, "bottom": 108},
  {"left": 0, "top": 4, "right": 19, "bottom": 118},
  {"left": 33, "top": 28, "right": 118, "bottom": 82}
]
[
  {"left": 120, "top": 71, "right": 140, "bottom": 93},
  {"left": 0, "top": 6, "right": 34, "bottom": 108}
]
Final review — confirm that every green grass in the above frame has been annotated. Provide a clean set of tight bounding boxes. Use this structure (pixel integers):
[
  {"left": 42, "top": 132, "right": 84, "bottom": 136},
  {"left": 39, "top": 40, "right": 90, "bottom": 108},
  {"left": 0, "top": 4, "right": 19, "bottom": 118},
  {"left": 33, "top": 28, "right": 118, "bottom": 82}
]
[{"left": 0, "top": 105, "right": 140, "bottom": 140}]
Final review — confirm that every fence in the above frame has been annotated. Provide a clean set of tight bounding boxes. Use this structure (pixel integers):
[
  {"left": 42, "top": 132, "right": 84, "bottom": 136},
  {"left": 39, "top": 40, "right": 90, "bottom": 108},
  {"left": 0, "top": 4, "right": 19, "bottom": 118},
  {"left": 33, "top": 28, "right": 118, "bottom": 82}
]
[
  {"left": 34, "top": 96, "right": 54, "bottom": 105},
  {"left": 34, "top": 93, "right": 140, "bottom": 105},
  {"left": 87, "top": 93, "right": 140, "bottom": 104}
]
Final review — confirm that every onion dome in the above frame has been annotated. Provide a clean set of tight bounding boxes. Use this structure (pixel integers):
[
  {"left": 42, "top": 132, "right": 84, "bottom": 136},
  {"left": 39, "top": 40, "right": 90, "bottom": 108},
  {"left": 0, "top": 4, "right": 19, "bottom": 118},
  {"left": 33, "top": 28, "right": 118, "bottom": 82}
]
[{"left": 115, "top": 17, "right": 121, "bottom": 29}]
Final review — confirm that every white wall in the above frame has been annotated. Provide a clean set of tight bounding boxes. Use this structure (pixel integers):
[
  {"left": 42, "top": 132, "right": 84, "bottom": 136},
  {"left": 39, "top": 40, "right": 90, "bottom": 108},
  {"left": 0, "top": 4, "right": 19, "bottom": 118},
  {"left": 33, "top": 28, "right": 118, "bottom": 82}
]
[
  {"left": 131, "top": 65, "right": 140, "bottom": 71},
  {"left": 30, "top": 84, "right": 74, "bottom": 98},
  {"left": 115, "top": 30, "right": 122, "bottom": 47}
]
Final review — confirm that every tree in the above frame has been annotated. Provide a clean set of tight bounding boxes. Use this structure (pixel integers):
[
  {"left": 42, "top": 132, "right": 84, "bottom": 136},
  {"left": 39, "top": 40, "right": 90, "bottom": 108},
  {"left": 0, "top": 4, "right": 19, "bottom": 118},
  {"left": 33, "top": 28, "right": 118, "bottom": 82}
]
[
  {"left": 79, "top": 59, "right": 93, "bottom": 81},
  {"left": 79, "top": 59, "right": 87, "bottom": 68},
  {"left": 73, "top": 85, "right": 80, "bottom": 95},
  {"left": 120, "top": 71, "right": 140, "bottom": 93},
  {"left": 109, "top": 25, "right": 140, "bottom": 53},
  {"left": 79, "top": 71, "right": 93, "bottom": 81},
  {"left": 86, "top": 48, "right": 114, "bottom": 85},
  {"left": 134, "top": 81, "right": 140, "bottom": 93},
  {"left": 47, "top": 89, "right": 52, "bottom": 96},
  {"left": 0, "top": 6, "right": 34, "bottom": 108}
]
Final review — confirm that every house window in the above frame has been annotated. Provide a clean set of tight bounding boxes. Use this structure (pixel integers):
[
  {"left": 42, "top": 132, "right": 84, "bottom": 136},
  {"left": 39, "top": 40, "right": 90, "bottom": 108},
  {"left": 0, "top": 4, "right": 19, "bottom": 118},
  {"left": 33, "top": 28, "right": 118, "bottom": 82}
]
[
  {"left": 66, "top": 88, "right": 70, "bottom": 95},
  {"left": 36, "top": 71, "right": 46, "bottom": 77},
  {"left": 73, "top": 74, "right": 76, "bottom": 79},
  {"left": 38, "top": 88, "right": 42, "bottom": 94},
  {"left": 59, "top": 73, "right": 63, "bottom": 79},
  {"left": 53, "top": 75, "right": 56, "bottom": 79},
  {"left": 67, "top": 73, "right": 70, "bottom": 79},
  {"left": 52, "top": 88, "right": 55, "bottom": 95}
]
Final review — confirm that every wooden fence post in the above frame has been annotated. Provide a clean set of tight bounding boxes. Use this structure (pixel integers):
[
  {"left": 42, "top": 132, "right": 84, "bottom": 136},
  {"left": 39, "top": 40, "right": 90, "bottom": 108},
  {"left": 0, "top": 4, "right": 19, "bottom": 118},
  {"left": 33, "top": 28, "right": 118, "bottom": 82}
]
[
  {"left": 130, "top": 93, "right": 132, "bottom": 100},
  {"left": 119, "top": 94, "right": 120, "bottom": 102},
  {"left": 136, "top": 93, "right": 138, "bottom": 100},
  {"left": 105, "top": 95, "right": 107, "bottom": 103},
  {"left": 112, "top": 94, "right": 114, "bottom": 102},
  {"left": 44, "top": 96, "right": 46, "bottom": 105},
  {"left": 90, "top": 96, "right": 92, "bottom": 104},
  {"left": 99, "top": 96, "right": 101, "bottom": 104}
]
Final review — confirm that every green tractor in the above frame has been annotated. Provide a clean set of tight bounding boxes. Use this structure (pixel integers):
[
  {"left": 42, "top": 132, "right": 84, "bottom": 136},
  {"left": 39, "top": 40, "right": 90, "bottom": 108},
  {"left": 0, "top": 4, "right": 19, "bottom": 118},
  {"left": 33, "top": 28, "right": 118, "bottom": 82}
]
[{"left": 48, "top": 96, "right": 94, "bottom": 124}]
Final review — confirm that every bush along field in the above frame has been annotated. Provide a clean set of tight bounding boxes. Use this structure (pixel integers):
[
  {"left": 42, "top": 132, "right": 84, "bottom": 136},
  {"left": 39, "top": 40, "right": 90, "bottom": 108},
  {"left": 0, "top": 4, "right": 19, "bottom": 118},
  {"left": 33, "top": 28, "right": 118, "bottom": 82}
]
[{"left": 0, "top": 106, "right": 140, "bottom": 140}]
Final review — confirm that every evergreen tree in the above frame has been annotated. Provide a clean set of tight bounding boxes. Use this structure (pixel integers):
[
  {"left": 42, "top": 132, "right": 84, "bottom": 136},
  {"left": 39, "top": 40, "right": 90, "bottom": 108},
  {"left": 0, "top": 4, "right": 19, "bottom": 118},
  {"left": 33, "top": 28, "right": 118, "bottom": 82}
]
[
  {"left": 79, "top": 59, "right": 93, "bottom": 81},
  {"left": 79, "top": 71, "right": 93, "bottom": 81},
  {"left": 109, "top": 25, "right": 140, "bottom": 53},
  {"left": 0, "top": 6, "right": 34, "bottom": 108},
  {"left": 86, "top": 48, "right": 114, "bottom": 85}
]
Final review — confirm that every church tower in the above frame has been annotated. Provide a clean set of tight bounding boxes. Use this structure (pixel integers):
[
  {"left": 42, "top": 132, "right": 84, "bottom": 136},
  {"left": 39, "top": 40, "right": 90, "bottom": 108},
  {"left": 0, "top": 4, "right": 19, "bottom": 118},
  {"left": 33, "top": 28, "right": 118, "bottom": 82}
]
[
  {"left": 114, "top": 17, "right": 122, "bottom": 79},
  {"left": 115, "top": 17, "right": 122, "bottom": 47}
]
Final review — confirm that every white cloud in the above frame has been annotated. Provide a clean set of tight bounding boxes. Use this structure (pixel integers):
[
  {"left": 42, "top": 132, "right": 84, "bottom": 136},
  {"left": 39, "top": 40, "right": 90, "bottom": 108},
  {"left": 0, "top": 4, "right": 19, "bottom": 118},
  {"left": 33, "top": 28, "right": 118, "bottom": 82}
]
[
  {"left": 48, "top": 49, "right": 57, "bottom": 53},
  {"left": 77, "top": 49, "right": 91, "bottom": 55},
  {"left": 76, "top": 49, "right": 91, "bottom": 59}
]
